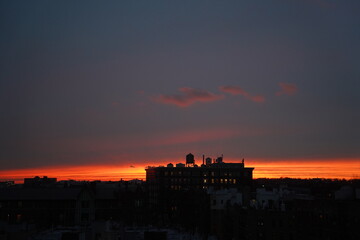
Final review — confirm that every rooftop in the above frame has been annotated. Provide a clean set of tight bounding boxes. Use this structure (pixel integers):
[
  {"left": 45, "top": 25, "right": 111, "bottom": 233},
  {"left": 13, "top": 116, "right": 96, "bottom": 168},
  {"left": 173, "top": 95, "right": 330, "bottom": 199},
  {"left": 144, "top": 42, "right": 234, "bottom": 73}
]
[{"left": 146, "top": 153, "right": 250, "bottom": 169}]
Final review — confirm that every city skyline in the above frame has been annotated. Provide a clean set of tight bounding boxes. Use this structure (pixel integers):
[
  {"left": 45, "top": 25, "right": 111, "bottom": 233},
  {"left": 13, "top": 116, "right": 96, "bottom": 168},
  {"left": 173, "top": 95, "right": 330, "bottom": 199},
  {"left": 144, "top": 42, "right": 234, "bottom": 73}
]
[
  {"left": 1, "top": 156, "right": 359, "bottom": 183},
  {"left": 1, "top": 1, "right": 359, "bottom": 181}
]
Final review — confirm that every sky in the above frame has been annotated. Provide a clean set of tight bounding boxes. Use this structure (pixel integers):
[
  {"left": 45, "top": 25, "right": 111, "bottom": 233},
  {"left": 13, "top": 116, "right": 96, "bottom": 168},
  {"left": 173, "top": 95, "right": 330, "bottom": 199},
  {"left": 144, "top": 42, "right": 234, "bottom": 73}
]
[{"left": 1, "top": 0, "right": 359, "bottom": 180}]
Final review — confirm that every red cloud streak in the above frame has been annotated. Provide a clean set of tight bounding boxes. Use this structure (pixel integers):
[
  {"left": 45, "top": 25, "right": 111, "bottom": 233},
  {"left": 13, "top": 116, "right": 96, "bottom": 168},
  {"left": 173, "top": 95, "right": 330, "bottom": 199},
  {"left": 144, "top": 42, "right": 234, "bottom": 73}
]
[
  {"left": 276, "top": 82, "right": 298, "bottom": 96},
  {"left": 250, "top": 95, "right": 265, "bottom": 103},
  {"left": 219, "top": 85, "right": 265, "bottom": 103},
  {"left": 154, "top": 87, "right": 224, "bottom": 107},
  {"left": 219, "top": 86, "right": 249, "bottom": 96},
  {"left": 146, "top": 127, "right": 268, "bottom": 147}
]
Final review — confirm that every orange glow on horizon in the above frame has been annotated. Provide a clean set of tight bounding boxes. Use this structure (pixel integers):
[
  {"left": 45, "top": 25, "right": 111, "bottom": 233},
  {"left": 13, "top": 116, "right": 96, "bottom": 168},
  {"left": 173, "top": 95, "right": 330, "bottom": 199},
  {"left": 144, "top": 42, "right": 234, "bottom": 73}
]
[
  {"left": 0, "top": 165, "right": 146, "bottom": 183},
  {"left": 0, "top": 159, "right": 359, "bottom": 183},
  {"left": 248, "top": 160, "right": 360, "bottom": 179}
]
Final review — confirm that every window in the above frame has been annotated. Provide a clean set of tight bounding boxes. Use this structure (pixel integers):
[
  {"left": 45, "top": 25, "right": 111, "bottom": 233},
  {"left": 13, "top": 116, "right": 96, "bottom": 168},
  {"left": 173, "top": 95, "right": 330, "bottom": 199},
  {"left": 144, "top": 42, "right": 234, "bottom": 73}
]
[
  {"left": 81, "top": 201, "right": 89, "bottom": 208},
  {"left": 81, "top": 213, "right": 89, "bottom": 222},
  {"left": 95, "top": 233, "right": 102, "bottom": 240}
]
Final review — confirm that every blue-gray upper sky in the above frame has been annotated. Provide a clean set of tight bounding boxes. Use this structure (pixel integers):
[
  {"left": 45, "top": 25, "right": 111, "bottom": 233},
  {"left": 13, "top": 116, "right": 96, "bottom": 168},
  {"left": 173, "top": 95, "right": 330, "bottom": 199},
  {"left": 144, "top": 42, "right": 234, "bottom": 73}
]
[{"left": 1, "top": 0, "right": 359, "bottom": 169}]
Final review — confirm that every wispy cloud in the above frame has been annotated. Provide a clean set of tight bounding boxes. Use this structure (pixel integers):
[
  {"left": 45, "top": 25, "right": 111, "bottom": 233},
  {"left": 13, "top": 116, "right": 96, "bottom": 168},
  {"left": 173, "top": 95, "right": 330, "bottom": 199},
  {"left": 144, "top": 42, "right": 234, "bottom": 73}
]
[
  {"left": 218, "top": 86, "right": 249, "bottom": 96},
  {"left": 249, "top": 95, "right": 265, "bottom": 103},
  {"left": 219, "top": 85, "right": 265, "bottom": 103},
  {"left": 154, "top": 87, "right": 224, "bottom": 107},
  {"left": 276, "top": 83, "right": 298, "bottom": 96}
]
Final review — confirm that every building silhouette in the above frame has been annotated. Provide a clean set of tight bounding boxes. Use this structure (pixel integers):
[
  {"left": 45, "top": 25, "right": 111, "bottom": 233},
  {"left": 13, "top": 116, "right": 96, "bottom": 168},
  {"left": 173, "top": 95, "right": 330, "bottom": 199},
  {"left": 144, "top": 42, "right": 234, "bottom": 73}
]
[
  {"left": 145, "top": 153, "right": 254, "bottom": 229},
  {"left": 23, "top": 176, "right": 57, "bottom": 188},
  {"left": 2, "top": 155, "right": 359, "bottom": 240},
  {"left": 146, "top": 153, "right": 254, "bottom": 191}
]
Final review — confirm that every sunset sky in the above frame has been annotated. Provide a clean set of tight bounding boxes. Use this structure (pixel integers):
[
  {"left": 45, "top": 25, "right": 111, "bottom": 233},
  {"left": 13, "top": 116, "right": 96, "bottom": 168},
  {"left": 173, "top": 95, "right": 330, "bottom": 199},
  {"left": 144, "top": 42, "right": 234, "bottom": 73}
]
[{"left": 1, "top": 1, "right": 359, "bottom": 181}]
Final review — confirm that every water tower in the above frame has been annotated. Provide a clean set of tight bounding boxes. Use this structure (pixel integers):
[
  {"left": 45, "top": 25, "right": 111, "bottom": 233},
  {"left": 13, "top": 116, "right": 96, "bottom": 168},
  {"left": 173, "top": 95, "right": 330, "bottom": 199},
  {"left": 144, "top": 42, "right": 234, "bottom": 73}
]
[{"left": 186, "top": 153, "right": 195, "bottom": 167}]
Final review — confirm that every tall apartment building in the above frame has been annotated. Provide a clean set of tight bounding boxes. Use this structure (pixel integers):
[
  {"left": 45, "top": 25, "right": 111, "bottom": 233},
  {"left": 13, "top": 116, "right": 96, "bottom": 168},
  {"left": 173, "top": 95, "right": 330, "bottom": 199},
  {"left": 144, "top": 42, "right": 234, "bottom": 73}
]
[
  {"left": 146, "top": 153, "right": 254, "bottom": 191},
  {"left": 146, "top": 153, "right": 255, "bottom": 223}
]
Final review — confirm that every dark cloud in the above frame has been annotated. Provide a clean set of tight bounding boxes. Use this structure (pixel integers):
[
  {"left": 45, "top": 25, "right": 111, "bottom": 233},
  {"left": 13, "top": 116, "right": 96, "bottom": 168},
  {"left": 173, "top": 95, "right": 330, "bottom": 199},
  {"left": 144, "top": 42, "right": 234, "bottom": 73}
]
[
  {"left": 0, "top": 0, "right": 359, "bottom": 174},
  {"left": 219, "top": 86, "right": 265, "bottom": 103},
  {"left": 276, "top": 83, "right": 298, "bottom": 96},
  {"left": 154, "top": 87, "right": 224, "bottom": 107}
]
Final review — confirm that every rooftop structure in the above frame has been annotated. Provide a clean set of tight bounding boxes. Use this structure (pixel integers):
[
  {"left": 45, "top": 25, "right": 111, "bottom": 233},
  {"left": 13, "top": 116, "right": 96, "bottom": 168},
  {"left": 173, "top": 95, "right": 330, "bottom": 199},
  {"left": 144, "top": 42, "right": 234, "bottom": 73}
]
[
  {"left": 146, "top": 153, "right": 254, "bottom": 191},
  {"left": 23, "top": 176, "right": 57, "bottom": 187},
  {"left": 145, "top": 154, "right": 255, "bottom": 212}
]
